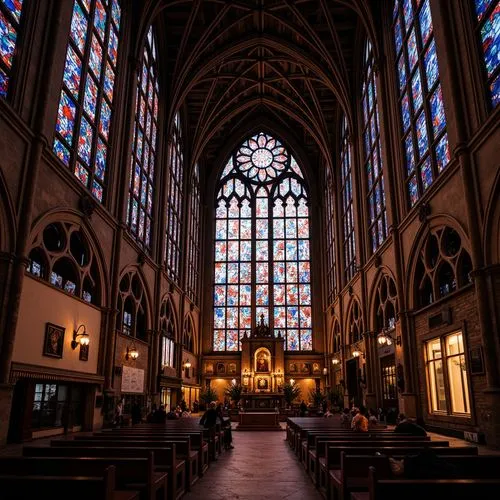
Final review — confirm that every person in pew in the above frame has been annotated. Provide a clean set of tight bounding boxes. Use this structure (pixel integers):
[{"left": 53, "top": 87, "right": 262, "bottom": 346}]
[
  {"left": 389, "top": 448, "right": 460, "bottom": 479},
  {"left": 200, "top": 401, "right": 218, "bottom": 428},
  {"left": 394, "top": 414, "right": 427, "bottom": 437},
  {"left": 340, "top": 408, "right": 352, "bottom": 429},
  {"left": 217, "top": 403, "right": 234, "bottom": 449},
  {"left": 146, "top": 404, "right": 157, "bottom": 423},
  {"left": 154, "top": 404, "right": 167, "bottom": 423},
  {"left": 368, "top": 408, "right": 379, "bottom": 428},
  {"left": 166, "top": 406, "right": 179, "bottom": 420},
  {"left": 351, "top": 406, "right": 369, "bottom": 432}
]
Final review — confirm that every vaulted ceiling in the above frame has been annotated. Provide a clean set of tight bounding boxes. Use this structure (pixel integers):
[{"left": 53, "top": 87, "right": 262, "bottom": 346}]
[{"left": 144, "top": 0, "right": 379, "bottom": 177}]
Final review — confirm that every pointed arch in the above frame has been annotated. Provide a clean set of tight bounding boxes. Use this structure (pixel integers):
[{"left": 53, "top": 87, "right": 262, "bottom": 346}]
[
  {"left": 182, "top": 313, "right": 196, "bottom": 354},
  {"left": 345, "top": 296, "right": 364, "bottom": 345},
  {"left": 159, "top": 296, "right": 177, "bottom": 369}
]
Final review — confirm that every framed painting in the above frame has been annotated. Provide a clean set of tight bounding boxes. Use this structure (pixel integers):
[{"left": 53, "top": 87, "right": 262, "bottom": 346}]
[{"left": 43, "top": 323, "right": 65, "bottom": 358}]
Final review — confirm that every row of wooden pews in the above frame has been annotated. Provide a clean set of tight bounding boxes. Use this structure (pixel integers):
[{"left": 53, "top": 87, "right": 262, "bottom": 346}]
[
  {"left": 286, "top": 417, "right": 500, "bottom": 500},
  {"left": 0, "top": 419, "right": 227, "bottom": 500}
]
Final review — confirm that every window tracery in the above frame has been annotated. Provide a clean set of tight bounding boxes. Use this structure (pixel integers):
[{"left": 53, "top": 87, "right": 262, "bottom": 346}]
[
  {"left": 26, "top": 221, "right": 101, "bottom": 305},
  {"left": 414, "top": 227, "right": 473, "bottom": 308},
  {"left": 117, "top": 271, "right": 148, "bottom": 342},
  {"left": 186, "top": 163, "right": 201, "bottom": 304},
  {"left": 213, "top": 132, "right": 312, "bottom": 352},
  {"left": 347, "top": 299, "right": 364, "bottom": 345},
  {"left": 374, "top": 274, "right": 398, "bottom": 332},
  {"left": 53, "top": 0, "right": 121, "bottom": 203},
  {"left": 324, "top": 170, "right": 337, "bottom": 304},
  {"left": 160, "top": 299, "right": 175, "bottom": 368}
]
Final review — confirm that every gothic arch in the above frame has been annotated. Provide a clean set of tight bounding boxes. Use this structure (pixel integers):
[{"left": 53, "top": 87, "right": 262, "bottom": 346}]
[
  {"left": 159, "top": 294, "right": 179, "bottom": 343},
  {"left": 368, "top": 267, "right": 399, "bottom": 332},
  {"left": 406, "top": 215, "right": 473, "bottom": 310},
  {"left": 27, "top": 209, "right": 109, "bottom": 307},
  {"left": 182, "top": 313, "right": 196, "bottom": 354},
  {"left": 0, "top": 170, "right": 16, "bottom": 254},
  {"left": 328, "top": 317, "right": 342, "bottom": 354},
  {"left": 483, "top": 167, "right": 500, "bottom": 265},
  {"left": 345, "top": 296, "right": 364, "bottom": 345}
]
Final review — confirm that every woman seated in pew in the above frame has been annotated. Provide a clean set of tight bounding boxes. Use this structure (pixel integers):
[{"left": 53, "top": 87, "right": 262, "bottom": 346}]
[{"left": 351, "top": 406, "right": 369, "bottom": 432}]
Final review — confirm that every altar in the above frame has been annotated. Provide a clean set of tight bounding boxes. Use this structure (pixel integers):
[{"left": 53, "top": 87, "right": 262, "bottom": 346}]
[{"left": 236, "top": 411, "right": 281, "bottom": 431}]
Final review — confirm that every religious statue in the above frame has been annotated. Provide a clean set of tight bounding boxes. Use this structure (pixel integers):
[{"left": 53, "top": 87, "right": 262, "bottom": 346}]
[{"left": 256, "top": 353, "right": 269, "bottom": 372}]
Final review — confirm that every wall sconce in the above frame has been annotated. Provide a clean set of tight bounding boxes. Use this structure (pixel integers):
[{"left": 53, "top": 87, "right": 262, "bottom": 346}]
[
  {"left": 352, "top": 349, "right": 364, "bottom": 358},
  {"left": 323, "top": 367, "right": 328, "bottom": 376},
  {"left": 377, "top": 328, "right": 401, "bottom": 346},
  {"left": 183, "top": 360, "right": 192, "bottom": 369},
  {"left": 332, "top": 357, "right": 340, "bottom": 366},
  {"left": 125, "top": 342, "right": 139, "bottom": 361},
  {"left": 231, "top": 378, "right": 237, "bottom": 385},
  {"left": 71, "top": 324, "right": 90, "bottom": 350},
  {"left": 290, "top": 378, "right": 295, "bottom": 385}
]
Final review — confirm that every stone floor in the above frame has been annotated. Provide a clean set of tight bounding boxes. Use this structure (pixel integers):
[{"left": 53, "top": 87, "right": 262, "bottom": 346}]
[{"left": 184, "top": 427, "right": 322, "bottom": 500}]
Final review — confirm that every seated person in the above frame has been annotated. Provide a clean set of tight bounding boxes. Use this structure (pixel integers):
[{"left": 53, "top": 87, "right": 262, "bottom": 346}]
[
  {"left": 368, "top": 408, "right": 379, "bottom": 428},
  {"left": 394, "top": 414, "right": 427, "bottom": 436},
  {"left": 166, "top": 405, "right": 178, "bottom": 420},
  {"left": 200, "top": 401, "right": 218, "bottom": 428},
  {"left": 340, "top": 408, "right": 352, "bottom": 428},
  {"left": 390, "top": 448, "right": 459, "bottom": 479},
  {"left": 351, "top": 406, "right": 368, "bottom": 432}
]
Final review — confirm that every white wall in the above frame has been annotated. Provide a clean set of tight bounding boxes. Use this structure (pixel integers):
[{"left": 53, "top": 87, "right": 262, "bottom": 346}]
[{"left": 13, "top": 277, "right": 101, "bottom": 374}]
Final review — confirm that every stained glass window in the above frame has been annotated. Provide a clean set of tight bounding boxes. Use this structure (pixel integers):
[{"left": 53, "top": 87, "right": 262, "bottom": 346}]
[
  {"left": 393, "top": 0, "right": 450, "bottom": 207},
  {"left": 186, "top": 163, "right": 201, "bottom": 304},
  {"left": 165, "top": 113, "right": 184, "bottom": 283},
  {"left": 324, "top": 169, "right": 337, "bottom": 304},
  {"left": 126, "top": 26, "right": 158, "bottom": 249},
  {"left": 340, "top": 117, "right": 356, "bottom": 283},
  {"left": 362, "top": 41, "right": 388, "bottom": 254},
  {"left": 213, "top": 132, "right": 312, "bottom": 351},
  {"left": 0, "top": 0, "right": 24, "bottom": 99},
  {"left": 53, "top": 0, "right": 121, "bottom": 203},
  {"left": 474, "top": 0, "right": 500, "bottom": 107}
]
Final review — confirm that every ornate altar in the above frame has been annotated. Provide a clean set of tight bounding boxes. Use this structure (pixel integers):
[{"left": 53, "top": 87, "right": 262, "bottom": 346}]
[{"left": 239, "top": 315, "right": 285, "bottom": 410}]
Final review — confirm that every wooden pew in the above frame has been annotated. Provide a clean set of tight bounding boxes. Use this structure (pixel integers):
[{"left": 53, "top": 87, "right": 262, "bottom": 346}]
[
  {"left": 320, "top": 446, "right": 478, "bottom": 500},
  {"left": 349, "top": 466, "right": 500, "bottom": 500},
  {"left": 0, "top": 465, "right": 139, "bottom": 500},
  {"left": 331, "top": 453, "right": 500, "bottom": 500},
  {"left": 23, "top": 445, "right": 185, "bottom": 500},
  {"left": 0, "top": 455, "right": 166, "bottom": 500}
]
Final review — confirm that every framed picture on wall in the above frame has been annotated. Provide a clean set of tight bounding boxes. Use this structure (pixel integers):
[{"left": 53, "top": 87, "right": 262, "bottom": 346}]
[
  {"left": 43, "top": 323, "right": 65, "bottom": 358},
  {"left": 79, "top": 343, "right": 89, "bottom": 361},
  {"left": 469, "top": 346, "right": 484, "bottom": 375}
]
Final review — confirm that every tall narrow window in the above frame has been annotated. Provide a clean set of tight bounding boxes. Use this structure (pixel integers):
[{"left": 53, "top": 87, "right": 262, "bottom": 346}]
[
  {"left": 474, "top": 0, "right": 500, "bottom": 107},
  {"left": 393, "top": 0, "right": 450, "bottom": 207},
  {"left": 186, "top": 163, "right": 201, "bottom": 303},
  {"left": 165, "top": 113, "right": 184, "bottom": 283},
  {"left": 53, "top": 0, "right": 121, "bottom": 203},
  {"left": 0, "top": 0, "right": 25, "bottom": 99},
  {"left": 127, "top": 26, "right": 159, "bottom": 249},
  {"left": 340, "top": 117, "right": 356, "bottom": 283},
  {"left": 213, "top": 133, "right": 312, "bottom": 351},
  {"left": 362, "top": 40, "right": 388, "bottom": 253},
  {"left": 324, "top": 170, "right": 337, "bottom": 304}
]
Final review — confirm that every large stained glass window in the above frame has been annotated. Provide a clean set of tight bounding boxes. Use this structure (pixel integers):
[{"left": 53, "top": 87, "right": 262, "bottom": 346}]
[
  {"left": 393, "top": 0, "right": 450, "bottom": 208},
  {"left": 165, "top": 113, "right": 184, "bottom": 283},
  {"left": 126, "top": 27, "right": 159, "bottom": 249},
  {"left": 0, "top": 0, "right": 24, "bottom": 99},
  {"left": 213, "top": 133, "right": 312, "bottom": 351},
  {"left": 186, "top": 163, "right": 201, "bottom": 304},
  {"left": 324, "top": 169, "right": 337, "bottom": 304},
  {"left": 340, "top": 117, "right": 356, "bottom": 283},
  {"left": 53, "top": 0, "right": 121, "bottom": 203},
  {"left": 474, "top": 0, "right": 500, "bottom": 107},
  {"left": 362, "top": 41, "right": 387, "bottom": 254}
]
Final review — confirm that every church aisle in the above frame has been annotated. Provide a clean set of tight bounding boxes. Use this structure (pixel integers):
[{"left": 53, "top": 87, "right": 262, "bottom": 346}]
[{"left": 184, "top": 429, "right": 322, "bottom": 500}]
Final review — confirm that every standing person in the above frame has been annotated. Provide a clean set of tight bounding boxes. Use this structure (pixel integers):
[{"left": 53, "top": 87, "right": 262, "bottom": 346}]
[
  {"left": 322, "top": 399, "right": 328, "bottom": 415},
  {"left": 200, "top": 401, "right": 218, "bottom": 428},
  {"left": 299, "top": 400, "right": 307, "bottom": 417}
]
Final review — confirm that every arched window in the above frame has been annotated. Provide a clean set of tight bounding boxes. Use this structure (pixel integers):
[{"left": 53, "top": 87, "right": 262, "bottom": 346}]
[
  {"left": 392, "top": 0, "right": 450, "bottom": 207},
  {"left": 127, "top": 26, "right": 159, "bottom": 249},
  {"left": 183, "top": 316, "right": 194, "bottom": 353},
  {"left": 474, "top": 0, "right": 500, "bottom": 108},
  {"left": 160, "top": 300, "right": 175, "bottom": 368},
  {"left": 332, "top": 320, "right": 341, "bottom": 354},
  {"left": 117, "top": 271, "right": 148, "bottom": 341},
  {"left": 186, "top": 163, "right": 201, "bottom": 303},
  {"left": 414, "top": 226, "right": 473, "bottom": 308},
  {"left": 165, "top": 112, "right": 184, "bottom": 283},
  {"left": 340, "top": 117, "right": 356, "bottom": 282},
  {"left": 213, "top": 132, "right": 312, "bottom": 351},
  {"left": 0, "top": 0, "right": 25, "bottom": 99},
  {"left": 362, "top": 41, "right": 388, "bottom": 253},
  {"left": 324, "top": 169, "right": 337, "bottom": 304},
  {"left": 26, "top": 221, "right": 101, "bottom": 305},
  {"left": 53, "top": 0, "right": 121, "bottom": 203}
]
